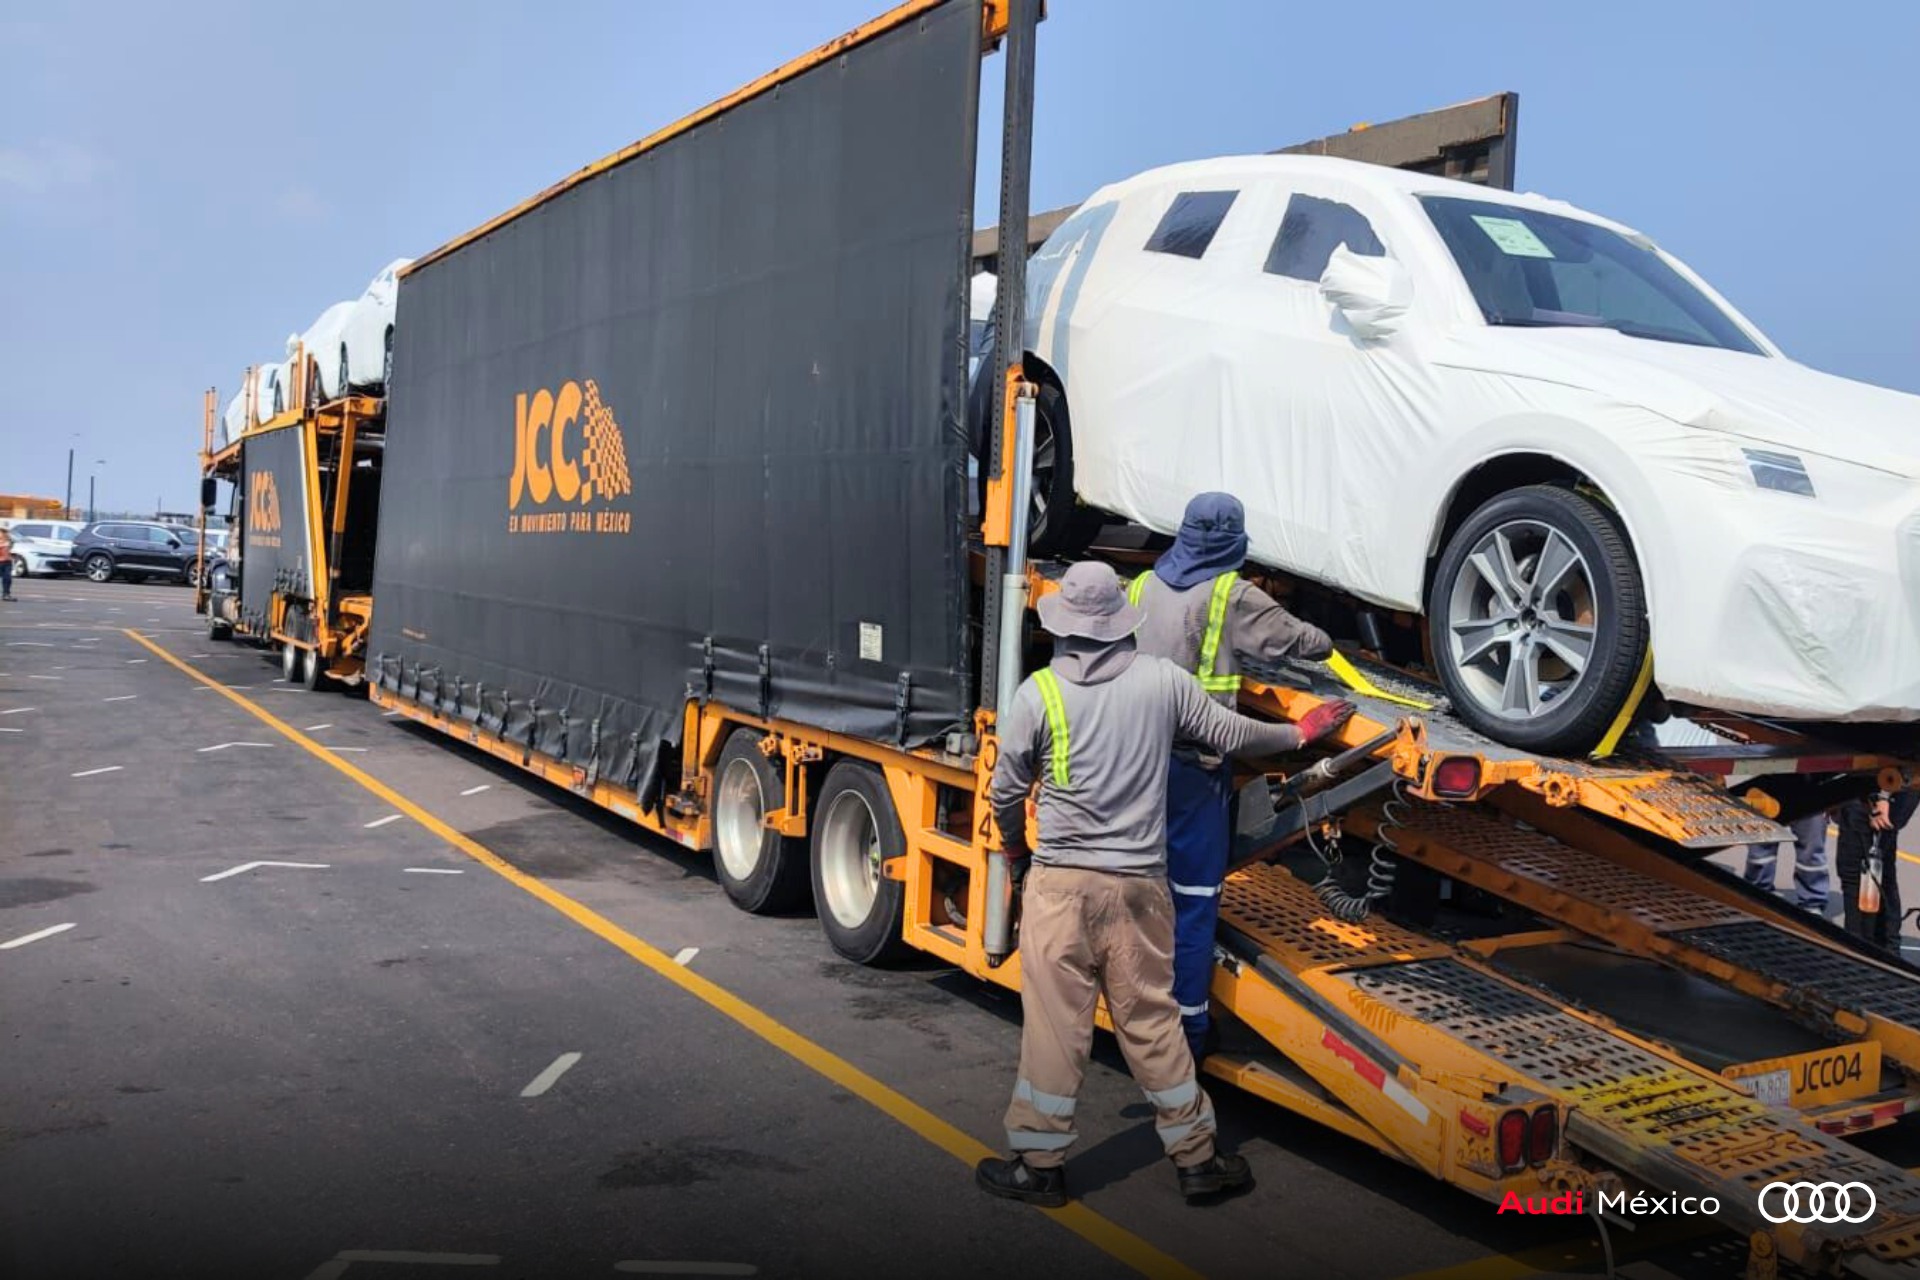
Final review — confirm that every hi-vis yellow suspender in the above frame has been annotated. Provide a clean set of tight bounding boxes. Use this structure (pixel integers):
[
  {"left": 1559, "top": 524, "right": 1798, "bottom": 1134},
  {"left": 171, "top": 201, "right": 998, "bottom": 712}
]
[
  {"left": 1032, "top": 668, "right": 1072, "bottom": 787},
  {"left": 1130, "top": 570, "right": 1241, "bottom": 693}
]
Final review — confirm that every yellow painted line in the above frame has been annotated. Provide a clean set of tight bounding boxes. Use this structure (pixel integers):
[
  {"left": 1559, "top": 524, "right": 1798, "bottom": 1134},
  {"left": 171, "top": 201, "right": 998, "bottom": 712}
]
[{"left": 126, "top": 629, "right": 1202, "bottom": 1280}]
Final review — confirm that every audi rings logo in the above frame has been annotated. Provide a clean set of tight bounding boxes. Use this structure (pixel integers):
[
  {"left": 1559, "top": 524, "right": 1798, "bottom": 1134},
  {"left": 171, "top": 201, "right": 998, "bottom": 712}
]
[{"left": 1758, "top": 1181, "right": 1877, "bottom": 1224}]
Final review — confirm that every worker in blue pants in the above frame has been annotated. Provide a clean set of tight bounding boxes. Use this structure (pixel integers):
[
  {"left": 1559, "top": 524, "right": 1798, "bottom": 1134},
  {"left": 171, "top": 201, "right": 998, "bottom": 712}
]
[{"left": 1131, "top": 493, "right": 1336, "bottom": 1062}]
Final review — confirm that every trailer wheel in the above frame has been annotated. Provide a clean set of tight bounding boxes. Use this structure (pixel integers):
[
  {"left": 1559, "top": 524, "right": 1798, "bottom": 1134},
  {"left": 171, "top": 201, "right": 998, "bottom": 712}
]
[
  {"left": 281, "top": 640, "right": 300, "bottom": 684},
  {"left": 209, "top": 612, "right": 232, "bottom": 642},
  {"left": 810, "top": 761, "right": 909, "bottom": 965},
  {"left": 712, "top": 730, "right": 810, "bottom": 914},
  {"left": 299, "top": 645, "right": 326, "bottom": 692}
]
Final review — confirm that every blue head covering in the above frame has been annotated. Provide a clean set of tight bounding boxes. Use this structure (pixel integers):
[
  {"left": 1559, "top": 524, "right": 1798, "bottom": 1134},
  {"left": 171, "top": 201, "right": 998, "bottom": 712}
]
[{"left": 1153, "top": 492, "right": 1249, "bottom": 591}]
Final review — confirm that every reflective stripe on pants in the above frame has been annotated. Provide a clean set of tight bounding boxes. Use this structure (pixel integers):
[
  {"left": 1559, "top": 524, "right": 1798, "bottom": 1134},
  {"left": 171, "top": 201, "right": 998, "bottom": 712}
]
[
  {"left": 1003, "top": 864, "right": 1215, "bottom": 1169},
  {"left": 1166, "top": 753, "right": 1233, "bottom": 1061}
]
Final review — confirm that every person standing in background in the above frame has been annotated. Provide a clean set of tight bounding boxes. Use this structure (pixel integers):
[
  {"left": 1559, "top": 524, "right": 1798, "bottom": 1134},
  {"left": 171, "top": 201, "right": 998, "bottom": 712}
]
[
  {"left": 1742, "top": 812, "right": 1831, "bottom": 914},
  {"left": 1836, "top": 789, "right": 1918, "bottom": 954}
]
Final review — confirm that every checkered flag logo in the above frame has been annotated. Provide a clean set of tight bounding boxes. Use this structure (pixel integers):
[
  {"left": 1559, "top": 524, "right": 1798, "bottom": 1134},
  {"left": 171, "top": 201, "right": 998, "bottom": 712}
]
[{"left": 579, "top": 379, "right": 632, "bottom": 504}]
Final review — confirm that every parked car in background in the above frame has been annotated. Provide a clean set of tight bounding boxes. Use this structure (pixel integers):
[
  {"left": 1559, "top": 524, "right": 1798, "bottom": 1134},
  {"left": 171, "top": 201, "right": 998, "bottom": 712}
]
[
  {"left": 71, "top": 521, "right": 204, "bottom": 586},
  {"left": 302, "top": 258, "right": 411, "bottom": 401},
  {"left": 1022, "top": 153, "right": 1920, "bottom": 751},
  {"left": 2, "top": 519, "right": 82, "bottom": 577}
]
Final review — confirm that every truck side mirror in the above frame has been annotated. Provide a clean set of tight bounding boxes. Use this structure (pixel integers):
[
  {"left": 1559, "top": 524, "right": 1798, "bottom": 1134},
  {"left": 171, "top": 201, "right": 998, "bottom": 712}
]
[
  {"left": 1319, "top": 245, "right": 1412, "bottom": 340},
  {"left": 201, "top": 477, "right": 218, "bottom": 510}
]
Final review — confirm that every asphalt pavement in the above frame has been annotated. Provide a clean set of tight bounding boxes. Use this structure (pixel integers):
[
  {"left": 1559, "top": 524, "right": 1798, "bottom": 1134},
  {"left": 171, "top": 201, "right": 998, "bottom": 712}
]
[{"left": 0, "top": 575, "right": 1885, "bottom": 1280}]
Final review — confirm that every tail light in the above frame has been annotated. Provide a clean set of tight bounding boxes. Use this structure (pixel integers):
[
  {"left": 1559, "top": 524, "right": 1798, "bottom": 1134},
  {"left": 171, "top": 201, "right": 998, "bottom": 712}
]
[
  {"left": 1528, "top": 1107, "right": 1558, "bottom": 1165},
  {"left": 1431, "top": 755, "right": 1482, "bottom": 799},
  {"left": 1497, "top": 1109, "right": 1527, "bottom": 1171}
]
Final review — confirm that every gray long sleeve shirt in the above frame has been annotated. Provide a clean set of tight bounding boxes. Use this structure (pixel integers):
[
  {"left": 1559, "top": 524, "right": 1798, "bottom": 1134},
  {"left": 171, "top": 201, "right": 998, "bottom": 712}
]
[
  {"left": 990, "top": 637, "right": 1303, "bottom": 876},
  {"left": 1132, "top": 571, "right": 1334, "bottom": 705},
  {"left": 1132, "top": 571, "right": 1333, "bottom": 765}
]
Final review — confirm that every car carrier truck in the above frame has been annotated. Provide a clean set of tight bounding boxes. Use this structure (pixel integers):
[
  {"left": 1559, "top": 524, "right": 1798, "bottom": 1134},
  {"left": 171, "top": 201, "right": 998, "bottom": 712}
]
[
  {"left": 196, "top": 360, "right": 384, "bottom": 689},
  {"left": 197, "top": 3, "right": 1920, "bottom": 1273}
]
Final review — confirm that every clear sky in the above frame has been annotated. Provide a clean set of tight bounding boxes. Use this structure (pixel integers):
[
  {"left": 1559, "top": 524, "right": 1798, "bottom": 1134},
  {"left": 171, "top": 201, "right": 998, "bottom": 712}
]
[{"left": 4, "top": 0, "right": 1915, "bottom": 513}]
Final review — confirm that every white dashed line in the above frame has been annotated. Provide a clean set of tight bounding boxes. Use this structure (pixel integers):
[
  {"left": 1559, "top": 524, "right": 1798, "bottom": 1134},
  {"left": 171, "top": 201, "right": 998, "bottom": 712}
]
[
  {"left": 673, "top": 947, "right": 700, "bottom": 966},
  {"left": 103, "top": 695, "right": 138, "bottom": 703},
  {"left": 518, "top": 1052, "right": 583, "bottom": 1098},
  {"left": 272, "top": 677, "right": 286, "bottom": 684},
  {"left": 403, "top": 867, "right": 464, "bottom": 875},
  {"left": 460, "top": 784, "right": 491, "bottom": 796},
  {"left": 328, "top": 746, "right": 368, "bottom": 753},
  {"left": 364, "top": 814, "right": 403, "bottom": 829},
  {"left": 26, "top": 674, "right": 61, "bottom": 681},
  {"left": 382, "top": 709, "right": 404, "bottom": 717},
  {"left": 71, "top": 766, "right": 123, "bottom": 778},
  {"left": 1, "top": 922, "right": 76, "bottom": 950},
  {"left": 197, "top": 741, "right": 273, "bottom": 753},
  {"left": 303, "top": 723, "right": 333, "bottom": 731},
  {"left": 7, "top": 641, "right": 54, "bottom": 648},
  {"left": 1, "top": 707, "right": 36, "bottom": 715},
  {"left": 125, "top": 658, "right": 147, "bottom": 664},
  {"left": 0, "top": 727, "right": 22, "bottom": 734},
  {"left": 200, "top": 860, "right": 329, "bottom": 883}
]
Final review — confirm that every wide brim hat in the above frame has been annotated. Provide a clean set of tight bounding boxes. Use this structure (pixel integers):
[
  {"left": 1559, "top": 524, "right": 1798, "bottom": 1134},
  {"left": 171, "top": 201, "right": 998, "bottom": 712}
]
[{"left": 1036, "top": 561, "right": 1144, "bottom": 641}]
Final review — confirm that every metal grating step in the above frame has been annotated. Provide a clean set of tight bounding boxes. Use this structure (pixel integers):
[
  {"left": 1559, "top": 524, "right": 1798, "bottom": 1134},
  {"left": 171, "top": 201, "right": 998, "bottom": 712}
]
[
  {"left": 1677, "top": 922, "right": 1920, "bottom": 1034},
  {"left": 1396, "top": 804, "right": 1751, "bottom": 932},
  {"left": 1219, "top": 861, "right": 1445, "bottom": 970},
  {"left": 1350, "top": 958, "right": 1920, "bottom": 1269}
]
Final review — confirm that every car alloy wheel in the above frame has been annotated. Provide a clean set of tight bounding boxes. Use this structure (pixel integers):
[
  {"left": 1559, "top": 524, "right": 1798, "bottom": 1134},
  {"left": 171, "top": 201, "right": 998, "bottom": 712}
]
[
  {"left": 1428, "top": 484, "right": 1647, "bottom": 754},
  {"left": 84, "top": 553, "right": 113, "bottom": 583},
  {"left": 1445, "top": 519, "right": 1598, "bottom": 722},
  {"left": 10, "top": 556, "right": 25, "bottom": 579}
]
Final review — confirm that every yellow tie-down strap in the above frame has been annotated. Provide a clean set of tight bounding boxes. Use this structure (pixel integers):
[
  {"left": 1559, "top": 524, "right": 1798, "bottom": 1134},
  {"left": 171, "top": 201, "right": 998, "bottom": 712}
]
[{"left": 1324, "top": 651, "right": 1433, "bottom": 711}]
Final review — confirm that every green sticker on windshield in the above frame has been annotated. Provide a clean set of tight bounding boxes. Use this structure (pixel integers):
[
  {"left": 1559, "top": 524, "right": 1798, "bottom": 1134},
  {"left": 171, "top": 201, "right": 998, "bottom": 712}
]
[{"left": 1471, "top": 214, "right": 1555, "bottom": 258}]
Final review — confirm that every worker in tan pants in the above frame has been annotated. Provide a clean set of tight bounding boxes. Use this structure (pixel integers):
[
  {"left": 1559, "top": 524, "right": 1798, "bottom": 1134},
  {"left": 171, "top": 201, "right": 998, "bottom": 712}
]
[{"left": 977, "top": 562, "right": 1352, "bottom": 1206}]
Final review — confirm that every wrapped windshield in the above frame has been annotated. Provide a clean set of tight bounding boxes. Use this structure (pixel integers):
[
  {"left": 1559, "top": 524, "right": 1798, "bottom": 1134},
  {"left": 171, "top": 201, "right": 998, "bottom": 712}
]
[{"left": 1419, "top": 195, "right": 1763, "bottom": 355}]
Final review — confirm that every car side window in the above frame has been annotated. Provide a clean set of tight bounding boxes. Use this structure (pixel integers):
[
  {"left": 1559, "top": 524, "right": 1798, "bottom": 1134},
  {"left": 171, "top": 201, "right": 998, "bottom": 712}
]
[
  {"left": 1145, "top": 190, "right": 1238, "bottom": 260},
  {"left": 15, "top": 524, "right": 47, "bottom": 538},
  {"left": 96, "top": 524, "right": 123, "bottom": 540},
  {"left": 1265, "top": 194, "right": 1385, "bottom": 281}
]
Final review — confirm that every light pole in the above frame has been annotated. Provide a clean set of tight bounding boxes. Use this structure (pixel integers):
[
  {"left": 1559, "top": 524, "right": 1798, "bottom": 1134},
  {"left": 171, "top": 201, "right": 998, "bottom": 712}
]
[
  {"left": 87, "top": 459, "right": 106, "bottom": 523},
  {"left": 65, "top": 448, "right": 74, "bottom": 519}
]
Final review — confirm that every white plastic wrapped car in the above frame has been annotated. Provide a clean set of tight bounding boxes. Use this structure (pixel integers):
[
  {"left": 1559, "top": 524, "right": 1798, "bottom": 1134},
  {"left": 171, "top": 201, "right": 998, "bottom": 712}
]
[
  {"left": 301, "top": 258, "right": 411, "bottom": 401},
  {"left": 1022, "top": 155, "right": 1920, "bottom": 751}
]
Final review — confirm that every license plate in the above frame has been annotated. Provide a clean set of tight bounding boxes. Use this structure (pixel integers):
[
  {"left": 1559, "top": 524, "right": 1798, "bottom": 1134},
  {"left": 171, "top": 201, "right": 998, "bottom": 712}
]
[{"left": 1725, "top": 1042, "right": 1879, "bottom": 1109}]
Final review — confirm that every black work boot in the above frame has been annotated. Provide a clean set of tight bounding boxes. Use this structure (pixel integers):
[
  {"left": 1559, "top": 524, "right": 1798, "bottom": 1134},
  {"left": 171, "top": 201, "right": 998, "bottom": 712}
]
[
  {"left": 975, "top": 1155, "right": 1068, "bottom": 1207},
  {"left": 1178, "top": 1151, "right": 1254, "bottom": 1202}
]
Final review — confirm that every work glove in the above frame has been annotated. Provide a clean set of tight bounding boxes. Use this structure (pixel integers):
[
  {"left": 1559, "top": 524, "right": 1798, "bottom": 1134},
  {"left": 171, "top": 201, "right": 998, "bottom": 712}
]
[{"left": 1296, "top": 699, "right": 1356, "bottom": 744}]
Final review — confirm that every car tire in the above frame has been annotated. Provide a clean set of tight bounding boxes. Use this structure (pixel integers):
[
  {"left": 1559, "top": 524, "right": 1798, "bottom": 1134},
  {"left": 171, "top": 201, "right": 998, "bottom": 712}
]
[
  {"left": 184, "top": 560, "right": 202, "bottom": 589},
  {"left": 711, "top": 729, "right": 811, "bottom": 915},
  {"left": 1427, "top": 484, "right": 1647, "bottom": 755},
  {"left": 1026, "top": 378, "right": 1104, "bottom": 559},
  {"left": 11, "top": 555, "right": 26, "bottom": 579},
  {"left": 809, "top": 760, "right": 909, "bottom": 966},
  {"left": 282, "top": 640, "right": 301, "bottom": 684},
  {"left": 83, "top": 552, "right": 114, "bottom": 583}
]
